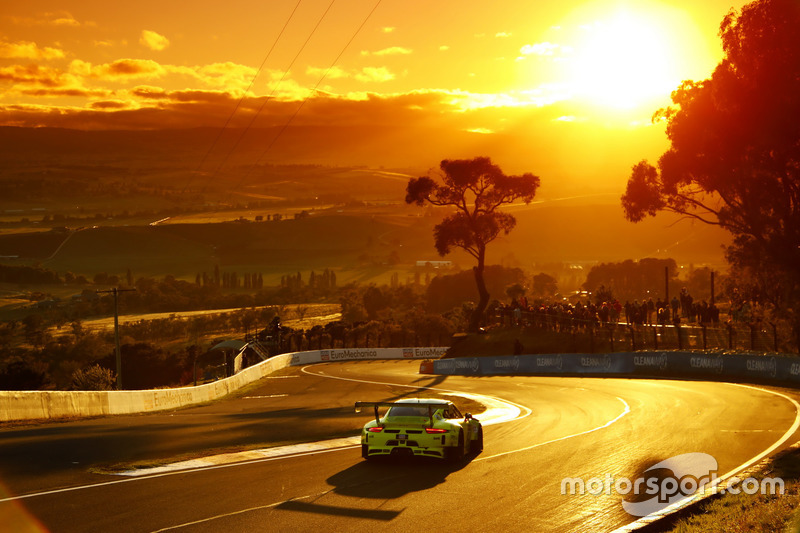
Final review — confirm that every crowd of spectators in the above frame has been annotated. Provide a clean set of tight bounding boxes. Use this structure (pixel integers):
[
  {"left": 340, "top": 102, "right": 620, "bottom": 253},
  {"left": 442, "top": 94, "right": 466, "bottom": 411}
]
[{"left": 495, "top": 288, "right": 721, "bottom": 330}]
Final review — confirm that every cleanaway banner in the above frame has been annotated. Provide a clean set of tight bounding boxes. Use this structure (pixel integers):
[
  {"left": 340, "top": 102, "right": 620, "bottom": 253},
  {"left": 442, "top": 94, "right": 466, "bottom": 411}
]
[
  {"left": 432, "top": 352, "right": 800, "bottom": 385},
  {"left": 289, "top": 347, "right": 448, "bottom": 366}
]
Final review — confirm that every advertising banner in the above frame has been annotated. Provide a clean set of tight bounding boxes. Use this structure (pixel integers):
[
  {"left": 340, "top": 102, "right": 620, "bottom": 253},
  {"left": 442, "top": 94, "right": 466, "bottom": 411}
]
[{"left": 432, "top": 351, "right": 800, "bottom": 386}]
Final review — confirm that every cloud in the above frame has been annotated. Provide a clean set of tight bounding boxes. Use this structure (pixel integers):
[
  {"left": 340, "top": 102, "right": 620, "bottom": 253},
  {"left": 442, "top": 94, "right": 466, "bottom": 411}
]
[
  {"left": 0, "top": 64, "right": 66, "bottom": 87},
  {"left": 90, "top": 99, "right": 131, "bottom": 109},
  {"left": 355, "top": 67, "right": 394, "bottom": 83},
  {"left": 130, "top": 85, "right": 168, "bottom": 99},
  {"left": 0, "top": 85, "right": 574, "bottom": 135},
  {"left": 381, "top": 27, "right": 395, "bottom": 33},
  {"left": 306, "top": 66, "right": 349, "bottom": 79},
  {"left": 21, "top": 87, "right": 112, "bottom": 98},
  {"left": 372, "top": 47, "right": 412, "bottom": 56},
  {"left": 140, "top": 30, "right": 169, "bottom": 51},
  {"left": 0, "top": 40, "right": 65, "bottom": 60},
  {"left": 495, "top": 32, "right": 512, "bottom": 38},
  {"left": 71, "top": 58, "right": 168, "bottom": 81},
  {"left": 194, "top": 62, "right": 257, "bottom": 91},
  {"left": 8, "top": 11, "right": 88, "bottom": 27},
  {"left": 519, "top": 42, "right": 570, "bottom": 57}
]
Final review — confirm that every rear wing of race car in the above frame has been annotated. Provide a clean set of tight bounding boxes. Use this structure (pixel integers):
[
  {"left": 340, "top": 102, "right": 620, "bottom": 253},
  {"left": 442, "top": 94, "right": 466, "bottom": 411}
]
[{"left": 354, "top": 401, "right": 443, "bottom": 428}]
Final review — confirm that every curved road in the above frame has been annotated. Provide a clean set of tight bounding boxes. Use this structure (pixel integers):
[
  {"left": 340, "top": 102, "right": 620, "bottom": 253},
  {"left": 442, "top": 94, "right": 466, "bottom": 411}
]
[{"left": 1, "top": 360, "right": 799, "bottom": 532}]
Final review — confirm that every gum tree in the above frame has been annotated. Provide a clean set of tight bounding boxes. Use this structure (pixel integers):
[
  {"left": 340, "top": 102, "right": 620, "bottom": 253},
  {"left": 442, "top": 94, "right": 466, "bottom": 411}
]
[
  {"left": 620, "top": 0, "right": 800, "bottom": 348},
  {"left": 406, "top": 157, "right": 540, "bottom": 332}
]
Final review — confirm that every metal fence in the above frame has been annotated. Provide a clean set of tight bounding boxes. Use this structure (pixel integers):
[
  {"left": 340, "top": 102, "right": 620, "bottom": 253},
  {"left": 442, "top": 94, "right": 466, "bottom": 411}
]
[{"left": 493, "top": 308, "right": 794, "bottom": 354}]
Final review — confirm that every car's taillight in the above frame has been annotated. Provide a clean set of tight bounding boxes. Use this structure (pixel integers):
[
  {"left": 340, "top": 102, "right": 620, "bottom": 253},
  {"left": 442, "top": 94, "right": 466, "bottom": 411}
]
[
  {"left": 425, "top": 428, "right": 448, "bottom": 434},
  {"left": 367, "top": 427, "right": 384, "bottom": 432}
]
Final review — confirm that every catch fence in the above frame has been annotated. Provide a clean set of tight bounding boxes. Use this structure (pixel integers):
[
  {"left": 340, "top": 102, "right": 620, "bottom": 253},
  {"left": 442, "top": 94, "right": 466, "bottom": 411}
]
[{"left": 494, "top": 308, "right": 794, "bottom": 354}]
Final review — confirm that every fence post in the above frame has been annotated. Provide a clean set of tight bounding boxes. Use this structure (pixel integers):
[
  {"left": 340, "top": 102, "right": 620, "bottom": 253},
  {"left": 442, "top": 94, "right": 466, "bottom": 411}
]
[
  {"left": 771, "top": 323, "right": 778, "bottom": 352},
  {"left": 609, "top": 325, "right": 614, "bottom": 352},
  {"left": 653, "top": 326, "right": 658, "bottom": 350},
  {"left": 702, "top": 325, "right": 707, "bottom": 350},
  {"left": 629, "top": 325, "right": 636, "bottom": 351},
  {"left": 727, "top": 323, "right": 734, "bottom": 349},
  {"left": 676, "top": 324, "right": 682, "bottom": 350},
  {"left": 589, "top": 325, "right": 595, "bottom": 353}
]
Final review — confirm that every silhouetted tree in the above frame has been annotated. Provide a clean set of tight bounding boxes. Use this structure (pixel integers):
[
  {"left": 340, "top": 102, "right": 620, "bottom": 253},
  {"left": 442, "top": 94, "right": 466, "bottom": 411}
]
[
  {"left": 425, "top": 265, "right": 526, "bottom": 314},
  {"left": 406, "top": 157, "right": 540, "bottom": 331},
  {"left": 531, "top": 273, "right": 558, "bottom": 299},
  {"left": 505, "top": 283, "right": 526, "bottom": 302},
  {"left": 0, "top": 359, "right": 50, "bottom": 390},
  {"left": 621, "top": 0, "right": 800, "bottom": 347}
]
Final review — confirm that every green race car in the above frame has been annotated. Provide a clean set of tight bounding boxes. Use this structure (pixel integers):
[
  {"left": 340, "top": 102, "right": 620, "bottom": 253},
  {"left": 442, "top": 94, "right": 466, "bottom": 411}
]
[{"left": 356, "top": 398, "right": 483, "bottom": 461}]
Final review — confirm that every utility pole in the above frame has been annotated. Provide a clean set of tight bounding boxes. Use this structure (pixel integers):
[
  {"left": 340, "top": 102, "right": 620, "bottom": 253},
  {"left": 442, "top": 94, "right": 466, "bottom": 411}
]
[
  {"left": 97, "top": 287, "right": 136, "bottom": 389},
  {"left": 710, "top": 270, "right": 715, "bottom": 304}
]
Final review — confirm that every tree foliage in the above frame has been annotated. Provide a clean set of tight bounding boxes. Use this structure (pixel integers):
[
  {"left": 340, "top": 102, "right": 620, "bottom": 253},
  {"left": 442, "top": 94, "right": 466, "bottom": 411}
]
[
  {"left": 620, "top": 0, "right": 800, "bottom": 342},
  {"left": 406, "top": 157, "right": 540, "bottom": 331},
  {"left": 582, "top": 259, "right": 679, "bottom": 302}
]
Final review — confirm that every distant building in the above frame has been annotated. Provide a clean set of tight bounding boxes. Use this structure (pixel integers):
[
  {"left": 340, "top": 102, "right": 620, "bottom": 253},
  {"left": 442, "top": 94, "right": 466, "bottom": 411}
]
[{"left": 415, "top": 260, "right": 453, "bottom": 269}]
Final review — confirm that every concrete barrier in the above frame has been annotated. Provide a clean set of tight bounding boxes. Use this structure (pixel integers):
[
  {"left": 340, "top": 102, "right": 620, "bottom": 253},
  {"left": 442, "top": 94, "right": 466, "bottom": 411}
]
[
  {"left": 432, "top": 351, "right": 800, "bottom": 387},
  {"left": 0, "top": 347, "right": 448, "bottom": 422}
]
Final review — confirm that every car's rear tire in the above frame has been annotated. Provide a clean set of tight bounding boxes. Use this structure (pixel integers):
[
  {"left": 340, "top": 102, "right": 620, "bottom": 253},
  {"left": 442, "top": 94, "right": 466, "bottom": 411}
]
[
  {"left": 445, "top": 430, "right": 465, "bottom": 462},
  {"left": 473, "top": 425, "right": 484, "bottom": 453},
  {"left": 362, "top": 444, "right": 373, "bottom": 461}
]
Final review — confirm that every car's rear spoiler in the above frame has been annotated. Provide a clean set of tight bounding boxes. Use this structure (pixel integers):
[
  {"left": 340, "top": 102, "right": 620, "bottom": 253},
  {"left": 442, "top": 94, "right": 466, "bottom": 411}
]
[{"left": 354, "top": 401, "right": 441, "bottom": 427}]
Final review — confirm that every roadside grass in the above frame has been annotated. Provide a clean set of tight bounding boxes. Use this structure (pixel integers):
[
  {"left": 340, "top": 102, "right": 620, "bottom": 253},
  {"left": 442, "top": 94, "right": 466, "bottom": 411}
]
[{"left": 670, "top": 449, "right": 800, "bottom": 533}]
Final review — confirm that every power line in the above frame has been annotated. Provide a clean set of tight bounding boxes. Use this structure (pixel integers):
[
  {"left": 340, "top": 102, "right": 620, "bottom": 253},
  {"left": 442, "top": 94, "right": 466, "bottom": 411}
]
[
  {"left": 237, "top": 0, "right": 384, "bottom": 188},
  {"left": 209, "top": 0, "right": 337, "bottom": 181},
  {"left": 181, "top": 0, "right": 303, "bottom": 194}
]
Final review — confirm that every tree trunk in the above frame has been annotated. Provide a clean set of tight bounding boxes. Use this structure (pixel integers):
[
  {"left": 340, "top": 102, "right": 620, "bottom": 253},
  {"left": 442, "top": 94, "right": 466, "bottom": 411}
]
[{"left": 469, "top": 248, "right": 490, "bottom": 333}]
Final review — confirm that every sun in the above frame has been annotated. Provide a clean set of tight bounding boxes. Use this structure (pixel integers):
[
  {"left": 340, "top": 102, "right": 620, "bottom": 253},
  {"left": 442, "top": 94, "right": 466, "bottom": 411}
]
[{"left": 561, "top": 5, "right": 700, "bottom": 113}]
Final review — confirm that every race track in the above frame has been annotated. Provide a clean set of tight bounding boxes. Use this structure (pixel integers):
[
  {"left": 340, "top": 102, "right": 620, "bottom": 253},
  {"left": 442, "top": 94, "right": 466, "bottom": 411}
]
[{"left": 1, "top": 360, "right": 799, "bottom": 532}]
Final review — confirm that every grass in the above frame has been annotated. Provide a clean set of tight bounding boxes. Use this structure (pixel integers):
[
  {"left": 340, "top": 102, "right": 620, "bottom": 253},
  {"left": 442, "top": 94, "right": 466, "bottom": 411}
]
[{"left": 669, "top": 449, "right": 800, "bottom": 532}]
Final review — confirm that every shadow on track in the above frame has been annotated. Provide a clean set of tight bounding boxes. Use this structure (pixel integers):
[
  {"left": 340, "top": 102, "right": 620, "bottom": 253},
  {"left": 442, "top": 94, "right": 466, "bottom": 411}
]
[{"left": 326, "top": 454, "right": 475, "bottom": 500}]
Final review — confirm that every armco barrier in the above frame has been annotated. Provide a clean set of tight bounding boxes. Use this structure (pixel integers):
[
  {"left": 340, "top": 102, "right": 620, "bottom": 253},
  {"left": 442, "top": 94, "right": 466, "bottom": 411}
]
[
  {"left": 432, "top": 351, "right": 800, "bottom": 386},
  {"left": 0, "top": 347, "right": 448, "bottom": 423}
]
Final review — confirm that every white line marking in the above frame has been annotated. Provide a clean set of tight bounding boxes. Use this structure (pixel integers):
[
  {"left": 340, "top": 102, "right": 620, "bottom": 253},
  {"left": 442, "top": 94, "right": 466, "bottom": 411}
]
[
  {"left": 149, "top": 491, "right": 330, "bottom": 533},
  {"left": 475, "top": 397, "right": 631, "bottom": 462},
  {"left": 300, "top": 365, "right": 632, "bottom": 459},
  {"left": 610, "top": 382, "right": 800, "bottom": 532},
  {"left": 0, "top": 446, "right": 357, "bottom": 504},
  {"left": 299, "top": 364, "right": 533, "bottom": 425}
]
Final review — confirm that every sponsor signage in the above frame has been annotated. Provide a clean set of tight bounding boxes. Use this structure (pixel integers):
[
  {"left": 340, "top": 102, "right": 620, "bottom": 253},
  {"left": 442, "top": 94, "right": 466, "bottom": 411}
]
[
  {"left": 288, "top": 347, "right": 449, "bottom": 366},
  {"left": 432, "top": 352, "right": 800, "bottom": 386}
]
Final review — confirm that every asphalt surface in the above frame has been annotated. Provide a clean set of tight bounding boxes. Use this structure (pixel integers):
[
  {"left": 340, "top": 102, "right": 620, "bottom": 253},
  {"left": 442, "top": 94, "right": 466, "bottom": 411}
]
[{"left": 2, "top": 360, "right": 800, "bottom": 532}]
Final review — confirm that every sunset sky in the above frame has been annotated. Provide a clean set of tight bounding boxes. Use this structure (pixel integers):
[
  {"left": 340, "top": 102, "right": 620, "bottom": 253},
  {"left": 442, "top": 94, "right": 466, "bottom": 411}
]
[{"left": 0, "top": 0, "right": 749, "bottom": 186}]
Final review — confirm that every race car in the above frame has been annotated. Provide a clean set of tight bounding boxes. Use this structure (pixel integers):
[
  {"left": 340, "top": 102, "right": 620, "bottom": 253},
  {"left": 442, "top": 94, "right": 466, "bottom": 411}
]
[{"left": 356, "top": 398, "right": 483, "bottom": 461}]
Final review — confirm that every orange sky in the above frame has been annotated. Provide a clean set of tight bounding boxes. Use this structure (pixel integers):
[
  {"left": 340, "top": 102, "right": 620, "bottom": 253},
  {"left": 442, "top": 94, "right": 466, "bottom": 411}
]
[{"left": 0, "top": 0, "right": 749, "bottom": 187}]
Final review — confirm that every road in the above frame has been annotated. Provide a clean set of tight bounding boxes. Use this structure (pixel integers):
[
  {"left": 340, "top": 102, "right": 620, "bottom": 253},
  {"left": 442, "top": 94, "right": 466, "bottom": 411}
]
[{"left": 1, "top": 360, "right": 799, "bottom": 532}]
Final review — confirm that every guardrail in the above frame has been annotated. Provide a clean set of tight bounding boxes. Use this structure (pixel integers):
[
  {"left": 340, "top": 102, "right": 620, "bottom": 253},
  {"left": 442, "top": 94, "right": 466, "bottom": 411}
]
[{"left": 0, "top": 347, "right": 448, "bottom": 423}]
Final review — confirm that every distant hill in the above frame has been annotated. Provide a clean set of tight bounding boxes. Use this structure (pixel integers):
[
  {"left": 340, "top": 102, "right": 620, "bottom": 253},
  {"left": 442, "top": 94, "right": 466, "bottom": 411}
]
[{"left": 0, "top": 205, "right": 730, "bottom": 284}]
